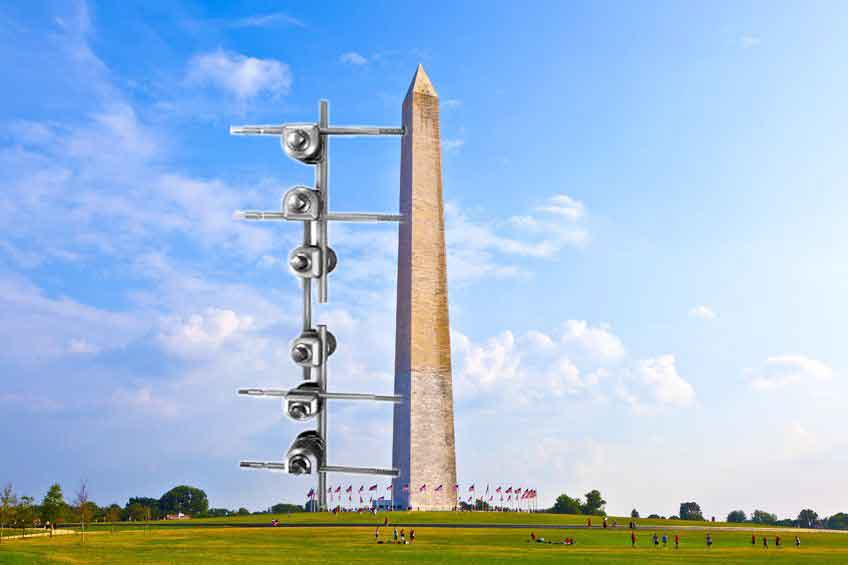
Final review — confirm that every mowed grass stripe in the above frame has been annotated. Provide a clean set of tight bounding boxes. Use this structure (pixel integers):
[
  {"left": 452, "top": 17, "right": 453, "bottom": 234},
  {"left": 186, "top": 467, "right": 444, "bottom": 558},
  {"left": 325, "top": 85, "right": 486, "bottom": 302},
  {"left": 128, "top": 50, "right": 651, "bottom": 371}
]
[{"left": 1, "top": 525, "right": 848, "bottom": 563}]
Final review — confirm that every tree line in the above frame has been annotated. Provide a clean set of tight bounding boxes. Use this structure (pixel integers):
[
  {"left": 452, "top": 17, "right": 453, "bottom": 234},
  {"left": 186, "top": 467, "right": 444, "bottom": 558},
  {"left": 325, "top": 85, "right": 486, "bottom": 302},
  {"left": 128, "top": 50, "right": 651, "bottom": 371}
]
[
  {"left": 0, "top": 481, "right": 306, "bottom": 539},
  {"left": 547, "top": 491, "right": 848, "bottom": 530}
]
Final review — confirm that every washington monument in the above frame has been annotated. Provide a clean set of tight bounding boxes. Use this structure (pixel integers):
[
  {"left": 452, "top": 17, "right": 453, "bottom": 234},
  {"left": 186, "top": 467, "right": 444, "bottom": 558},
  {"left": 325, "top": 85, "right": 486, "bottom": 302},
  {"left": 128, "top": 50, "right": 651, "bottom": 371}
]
[{"left": 391, "top": 65, "right": 458, "bottom": 510}]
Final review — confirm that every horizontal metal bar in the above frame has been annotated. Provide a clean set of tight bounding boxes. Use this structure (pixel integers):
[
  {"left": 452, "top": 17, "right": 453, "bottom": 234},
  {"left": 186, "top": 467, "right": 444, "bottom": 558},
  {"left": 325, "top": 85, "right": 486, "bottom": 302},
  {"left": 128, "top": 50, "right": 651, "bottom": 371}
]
[
  {"left": 233, "top": 211, "right": 403, "bottom": 223},
  {"left": 323, "top": 392, "right": 403, "bottom": 403},
  {"left": 240, "top": 461, "right": 287, "bottom": 471},
  {"left": 320, "top": 126, "right": 403, "bottom": 136},
  {"left": 230, "top": 125, "right": 283, "bottom": 136},
  {"left": 238, "top": 388, "right": 402, "bottom": 403},
  {"left": 319, "top": 465, "right": 399, "bottom": 477},
  {"left": 327, "top": 212, "right": 403, "bottom": 223},
  {"left": 229, "top": 125, "right": 403, "bottom": 137}
]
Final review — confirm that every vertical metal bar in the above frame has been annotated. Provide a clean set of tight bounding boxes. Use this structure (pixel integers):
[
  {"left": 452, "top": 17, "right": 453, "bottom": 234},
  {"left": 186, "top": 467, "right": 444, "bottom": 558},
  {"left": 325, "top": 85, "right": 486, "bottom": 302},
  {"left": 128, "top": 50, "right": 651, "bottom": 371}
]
[
  {"left": 317, "top": 324, "right": 328, "bottom": 511},
  {"left": 318, "top": 100, "right": 329, "bottom": 303}
]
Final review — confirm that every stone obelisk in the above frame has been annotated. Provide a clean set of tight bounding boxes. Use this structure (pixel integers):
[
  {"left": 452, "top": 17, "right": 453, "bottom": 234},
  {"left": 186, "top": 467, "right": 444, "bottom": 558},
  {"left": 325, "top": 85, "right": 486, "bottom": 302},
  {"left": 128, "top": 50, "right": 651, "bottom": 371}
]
[{"left": 392, "top": 65, "right": 457, "bottom": 511}]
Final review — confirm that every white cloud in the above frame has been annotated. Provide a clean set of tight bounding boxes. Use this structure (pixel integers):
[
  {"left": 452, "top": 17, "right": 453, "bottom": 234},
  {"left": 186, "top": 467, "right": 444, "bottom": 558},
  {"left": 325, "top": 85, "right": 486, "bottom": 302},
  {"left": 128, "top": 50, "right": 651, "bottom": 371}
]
[
  {"left": 68, "top": 338, "right": 99, "bottom": 354},
  {"left": 230, "top": 13, "right": 305, "bottom": 28},
  {"left": 741, "top": 34, "right": 761, "bottom": 48},
  {"left": 186, "top": 49, "right": 292, "bottom": 100},
  {"left": 339, "top": 52, "right": 367, "bottom": 65},
  {"left": 746, "top": 355, "right": 833, "bottom": 390},
  {"left": 442, "top": 99, "right": 462, "bottom": 109},
  {"left": 634, "top": 355, "right": 694, "bottom": 408},
  {"left": 443, "top": 138, "right": 465, "bottom": 152},
  {"left": 158, "top": 308, "right": 255, "bottom": 357},
  {"left": 689, "top": 305, "right": 716, "bottom": 320},
  {"left": 561, "top": 320, "right": 625, "bottom": 362},
  {"left": 453, "top": 321, "right": 692, "bottom": 412},
  {"left": 536, "top": 194, "right": 585, "bottom": 221}
]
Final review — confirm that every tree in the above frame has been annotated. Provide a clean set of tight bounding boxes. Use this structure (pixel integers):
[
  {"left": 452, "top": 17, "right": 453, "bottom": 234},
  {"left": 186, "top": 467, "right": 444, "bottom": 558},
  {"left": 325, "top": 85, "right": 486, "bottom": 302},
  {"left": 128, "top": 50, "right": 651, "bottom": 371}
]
[
  {"left": 581, "top": 490, "right": 607, "bottom": 516},
  {"left": 679, "top": 502, "right": 704, "bottom": 521},
  {"left": 647, "top": 514, "right": 663, "bottom": 519},
  {"left": 40, "top": 483, "right": 67, "bottom": 527},
  {"left": 727, "top": 510, "right": 747, "bottom": 523},
  {"left": 269, "top": 503, "right": 303, "bottom": 514},
  {"left": 798, "top": 509, "right": 819, "bottom": 529},
  {"left": 826, "top": 513, "right": 848, "bottom": 530},
  {"left": 751, "top": 509, "right": 777, "bottom": 525},
  {"left": 237, "top": 508, "right": 251, "bottom": 516},
  {"left": 15, "top": 496, "right": 35, "bottom": 536},
  {"left": 126, "top": 503, "right": 150, "bottom": 522},
  {"left": 630, "top": 509, "right": 640, "bottom": 519},
  {"left": 127, "top": 497, "right": 161, "bottom": 520},
  {"left": 551, "top": 494, "right": 582, "bottom": 515},
  {"left": 105, "top": 504, "right": 122, "bottom": 532},
  {"left": 0, "top": 484, "right": 17, "bottom": 543},
  {"left": 159, "top": 486, "right": 209, "bottom": 516},
  {"left": 74, "top": 480, "right": 92, "bottom": 543}
]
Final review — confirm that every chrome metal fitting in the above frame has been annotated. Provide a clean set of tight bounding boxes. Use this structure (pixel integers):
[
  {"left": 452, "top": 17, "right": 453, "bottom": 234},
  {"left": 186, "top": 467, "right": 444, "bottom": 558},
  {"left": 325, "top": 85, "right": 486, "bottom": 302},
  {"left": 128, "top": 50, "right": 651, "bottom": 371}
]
[
  {"left": 291, "top": 329, "right": 337, "bottom": 368},
  {"left": 285, "top": 382, "right": 322, "bottom": 421},
  {"left": 288, "top": 245, "right": 337, "bottom": 278},
  {"left": 282, "top": 186, "right": 321, "bottom": 221},
  {"left": 286, "top": 430, "right": 325, "bottom": 475},
  {"left": 281, "top": 124, "right": 322, "bottom": 164}
]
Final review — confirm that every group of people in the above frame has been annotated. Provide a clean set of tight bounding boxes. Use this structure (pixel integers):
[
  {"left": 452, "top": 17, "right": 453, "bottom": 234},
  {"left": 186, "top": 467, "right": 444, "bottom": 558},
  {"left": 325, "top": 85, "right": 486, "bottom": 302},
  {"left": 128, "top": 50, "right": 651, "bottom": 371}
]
[
  {"left": 375, "top": 527, "right": 415, "bottom": 545},
  {"left": 529, "top": 532, "right": 575, "bottom": 545},
  {"left": 752, "top": 534, "right": 801, "bottom": 549}
]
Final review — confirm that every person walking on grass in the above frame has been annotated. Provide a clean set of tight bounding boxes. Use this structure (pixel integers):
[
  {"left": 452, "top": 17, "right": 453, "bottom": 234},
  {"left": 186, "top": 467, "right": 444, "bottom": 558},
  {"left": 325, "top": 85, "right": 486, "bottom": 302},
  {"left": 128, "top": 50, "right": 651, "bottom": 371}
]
[
  {"left": 375, "top": 527, "right": 379, "bottom": 543},
  {"left": 400, "top": 528, "right": 406, "bottom": 544},
  {"left": 662, "top": 534, "right": 668, "bottom": 548},
  {"left": 393, "top": 527, "right": 398, "bottom": 543},
  {"left": 652, "top": 533, "right": 659, "bottom": 548},
  {"left": 410, "top": 529, "right": 415, "bottom": 544},
  {"left": 631, "top": 531, "right": 636, "bottom": 548},
  {"left": 752, "top": 534, "right": 756, "bottom": 546},
  {"left": 763, "top": 536, "right": 768, "bottom": 549},
  {"left": 776, "top": 535, "right": 781, "bottom": 548},
  {"left": 674, "top": 534, "right": 679, "bottom": 549},
  {"left": 795, "top": 536, "right": 801, "bottom": 548},
  {"left": 706, "top": 534, "right": 713, "bottom": 548}
]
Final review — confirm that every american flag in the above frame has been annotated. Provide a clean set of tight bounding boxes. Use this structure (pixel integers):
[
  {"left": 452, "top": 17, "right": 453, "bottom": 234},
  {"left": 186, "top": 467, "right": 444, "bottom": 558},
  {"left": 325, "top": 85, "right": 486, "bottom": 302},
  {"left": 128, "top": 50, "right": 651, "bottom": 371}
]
[
  {"left": 307, "top": 488, "right": 315, "bottom": 498},
  {"left": 327, "top": 487, "right": 332, "bottom": 494},
  {"left": 345, "top": 486, "right": 352, "bottom": 493},
  {"left": 496, "top": 486, "right": 502, "bottom": 494},
  {"left": 369, "top": 484, "right": 377, "bottom": 491},
  {"left": 387, "top": 484, "right": 392, "bottom": 491},
  {"left": 402, "top": 484, "right": 409, "bottom": 492},
  {"left": 485, "top": 484, "right": 490, "bottom": 494},
  {"left": 469, "top": 484, "right": 475, "bottom": 492},
  {"left": 435, "top": 484, "right": 443, "bottom": 492},
  {"left": 335, "top": 486, "right": 341, "bottom": 493},
  {"left": 452, "top": 484, "right": 458, "bottom": 492},
  {"left": 505, "top": 487, "right": 513, "bottom": 494},
  {"left": 419, "top": 484, "right": 427, "bottom": 492},
  {"left": 358, "top": 485, "right": 364, "bottom": 492}
]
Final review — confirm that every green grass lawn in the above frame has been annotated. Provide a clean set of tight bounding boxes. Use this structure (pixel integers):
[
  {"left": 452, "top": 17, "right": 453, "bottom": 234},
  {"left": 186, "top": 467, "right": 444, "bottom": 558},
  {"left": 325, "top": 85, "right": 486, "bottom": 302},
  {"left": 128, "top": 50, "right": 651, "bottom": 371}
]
[{"left": 1, "top": 522, "right": 847, "bottom": 564}]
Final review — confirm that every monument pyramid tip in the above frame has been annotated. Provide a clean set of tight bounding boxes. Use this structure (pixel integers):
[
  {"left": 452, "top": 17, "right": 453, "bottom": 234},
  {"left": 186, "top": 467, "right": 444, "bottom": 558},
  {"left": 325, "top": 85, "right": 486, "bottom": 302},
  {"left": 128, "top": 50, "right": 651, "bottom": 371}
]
[{"left": 407, "top": 64, "right": 438, "bottom": 98}]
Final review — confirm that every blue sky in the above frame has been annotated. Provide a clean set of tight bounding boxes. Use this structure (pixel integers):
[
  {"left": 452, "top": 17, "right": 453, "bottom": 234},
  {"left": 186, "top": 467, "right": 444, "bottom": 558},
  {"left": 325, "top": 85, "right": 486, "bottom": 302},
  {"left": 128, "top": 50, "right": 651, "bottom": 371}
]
[{"left": 2, "top": 0, "right": 847, "bottom": 518}]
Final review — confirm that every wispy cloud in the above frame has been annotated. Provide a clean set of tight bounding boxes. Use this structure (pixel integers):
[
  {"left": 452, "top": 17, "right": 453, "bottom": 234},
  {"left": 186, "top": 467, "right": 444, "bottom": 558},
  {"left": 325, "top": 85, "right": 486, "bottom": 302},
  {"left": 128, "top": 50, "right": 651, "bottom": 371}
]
[
  {"left": 442, "top": 138, "right": 465, "bottom": 151},
  {"left": 339, "top": 51, "right": 368, "bottom": 65},
  {"left": 689, "top": 305, "right": 716, "bottom": 320},
  {"left": 230, "top": 12, "right": 305, "bottom": 29},
  {"left": 746, "top": 355, "right": 833, "bottom": 391},
  {"left": 740, "top": 34, "right": 760, "bottom": 48},
  {"left": 186, "top": 49, "right": 292, "bottom": 100}
]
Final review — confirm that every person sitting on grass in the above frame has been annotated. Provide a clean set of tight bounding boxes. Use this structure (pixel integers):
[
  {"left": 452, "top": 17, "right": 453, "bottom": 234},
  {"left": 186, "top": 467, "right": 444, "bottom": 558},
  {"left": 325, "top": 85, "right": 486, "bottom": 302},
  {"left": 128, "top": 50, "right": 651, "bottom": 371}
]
[
  {"left": 530, "top": 532, "right": 536, "bottom": 542},
  {"left": 400, "top": 528, "right": 406, "bottom": 544}
]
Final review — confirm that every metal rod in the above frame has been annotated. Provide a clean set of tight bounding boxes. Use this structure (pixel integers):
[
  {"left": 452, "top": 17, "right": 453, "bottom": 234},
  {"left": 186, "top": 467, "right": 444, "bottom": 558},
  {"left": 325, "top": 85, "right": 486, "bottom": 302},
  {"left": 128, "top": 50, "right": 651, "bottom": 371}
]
[
  {"left": 320, "top": 126, "right": 404, "bottom": 136},
  {"left": 319, "top": 465, "right": 400, "bottom": 477},
  {"left": 230, "top": 125, "right": 402, "bottom": 137},
  {"left": 318, "top": 101, "right": 329, "bottom": 303},
  {"left": 238, "top": 388, "right": 402, "bottom": 403},
  {"left": 317, "top": 324, "right": 328, "bottom": 510},
  {"left": 327, "top": 212, "right": 403, "bottom": 223},
  {"left": 234, "top": 211, "right": 403, "bottom": 223},
  {"left": 240, "top": 461, "right": 287, "bottom": 471}
]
